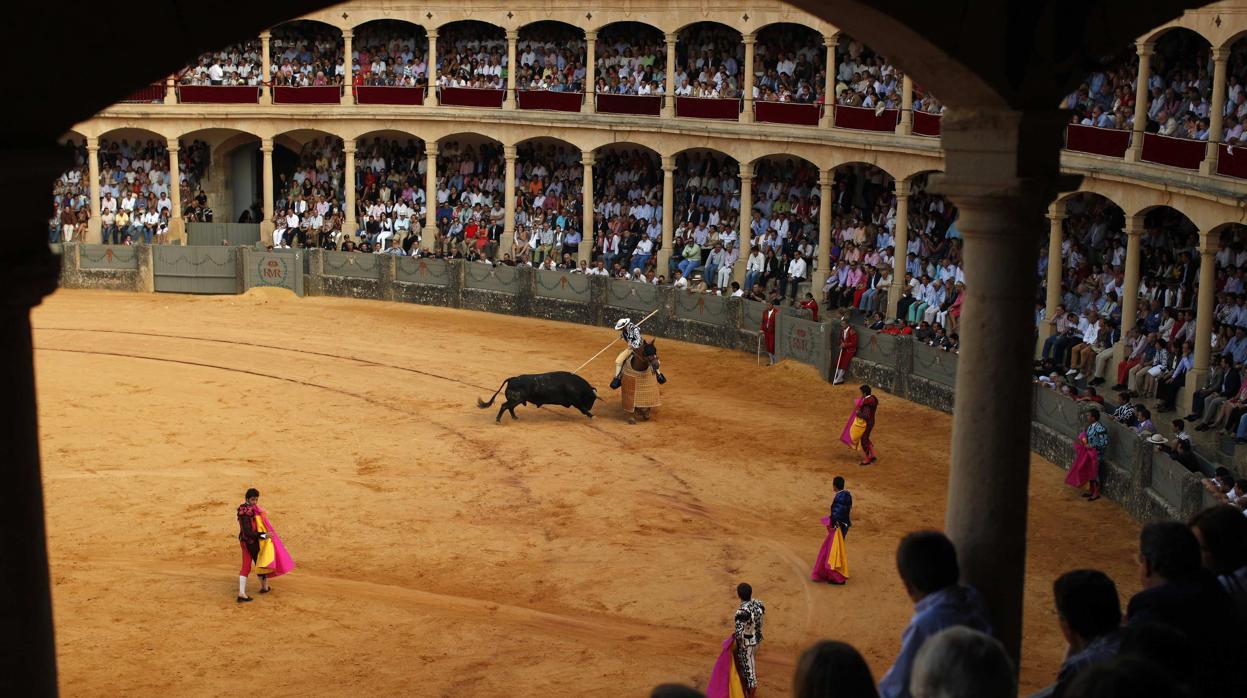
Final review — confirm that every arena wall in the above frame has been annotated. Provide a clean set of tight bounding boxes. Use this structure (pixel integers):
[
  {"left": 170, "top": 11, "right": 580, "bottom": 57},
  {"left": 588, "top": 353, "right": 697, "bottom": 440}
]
[{"left": 56, "top": 242, "right": 1210, "bottom": 523}]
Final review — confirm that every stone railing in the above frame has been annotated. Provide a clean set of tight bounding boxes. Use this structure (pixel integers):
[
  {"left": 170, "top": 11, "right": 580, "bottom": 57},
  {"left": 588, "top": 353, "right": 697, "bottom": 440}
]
[{"left": 56, "top": 242, "right": 1215, "bottom": 522}]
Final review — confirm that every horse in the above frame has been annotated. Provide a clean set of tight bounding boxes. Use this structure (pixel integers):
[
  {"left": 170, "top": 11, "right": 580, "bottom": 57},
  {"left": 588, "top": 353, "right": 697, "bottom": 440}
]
[{"left": 618, "top": 338, "right": 665, "bottom": 424}]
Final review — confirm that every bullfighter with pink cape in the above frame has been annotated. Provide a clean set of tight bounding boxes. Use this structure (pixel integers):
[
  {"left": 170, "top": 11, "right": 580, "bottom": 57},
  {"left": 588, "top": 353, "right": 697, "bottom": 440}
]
[
  {"left": 840, "top": 385, "right": 879, "bottom": 465},
  {"left": 811, "top": 477, "right": 852, "bottom": 584},
  {"left": 236, "top": 487, "right": 295, "bottom": 603},
  {"left": 706, "top": 635, "right": 748, "bottom": 698}
]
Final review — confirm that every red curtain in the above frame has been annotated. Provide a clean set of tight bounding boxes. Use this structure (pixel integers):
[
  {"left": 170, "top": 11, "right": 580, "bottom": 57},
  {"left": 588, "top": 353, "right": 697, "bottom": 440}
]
[
  {"left": 1217, "top": 144, "right": 1247, "bottom": 179},
  {"left": 675, "top": 96, "right": 740, "bottom": 120},
  {"left": 121, "top": 84, "right": 165, "bottom": 103},
  {"left": 178, "top": 85, "right": 261, "bottom": 104},
  {"left": 596, "top": 94, "right": 661, "bottom": 116},
  {"left": 440, "top": 87, "right": 505, "bottom": 108},
  {"left": 1064, "top": 125, "right": 1130, "bottom": 158},
  {"left": 833, "top": 105, "right": 899, "bottom": 132},
  {"left": 755, "top": 101, "right": 821, "bottom": 126},
  {"left": 1141, "top": 133, "right": 1206, "bottom": 170},
  {"left": 517, "top": 90, "right": 582, "bottom": 112},
  {"left": 354, "top": 87, "right": 425, "bottom": 105},
  {"left": 913, "top": 111, "right": 942, "bottom": 137},
  {"left": 272, "top": 86, "right": 341, "bottom": 104}
]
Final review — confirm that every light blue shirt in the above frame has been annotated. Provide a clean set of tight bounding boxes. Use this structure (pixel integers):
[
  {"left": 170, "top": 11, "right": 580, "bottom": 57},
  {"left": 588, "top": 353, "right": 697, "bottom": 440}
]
[{"left": 878, "top": 586, "right": 992, "bottom": 698}]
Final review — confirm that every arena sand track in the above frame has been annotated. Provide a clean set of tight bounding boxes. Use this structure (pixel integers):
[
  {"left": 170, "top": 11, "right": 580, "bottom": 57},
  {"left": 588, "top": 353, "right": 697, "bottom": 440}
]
[{"left": 33, "top": 289, "right": 1141, "bottom": 697}]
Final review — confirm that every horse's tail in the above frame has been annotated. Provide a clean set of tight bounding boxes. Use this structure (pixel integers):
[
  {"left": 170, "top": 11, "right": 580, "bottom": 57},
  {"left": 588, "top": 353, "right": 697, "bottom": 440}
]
[{"left": 477, "top": 379, "right": 509, "bottom": 409}]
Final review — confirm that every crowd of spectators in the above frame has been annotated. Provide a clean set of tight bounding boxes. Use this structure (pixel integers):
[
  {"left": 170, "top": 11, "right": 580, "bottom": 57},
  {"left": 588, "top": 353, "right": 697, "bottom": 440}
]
[
  {"left": 511, "top": 142, "right": 582, "bottom": 264},
  {"left": 94, "top": 138, "right": 176, "bottom": 244},
  {"left": 179, "top": 41, "right": 263, "bottom": 86},
  {"left": 436, "top": 23, "right": 506, "bottom": 90},
  {"left": 270, "top": 136, "right": 345, "bottom": 248},
  {"left": 352, "top": 137, "right": 426, "bottom": 253},
  {"left": 515, "top": 23, "right": 585, "bottom": 93},
  {"left": 431, "top": 139, "right": 504, "bottom": 260},
  {"left": 594, "top": 24, "right": 664, "bottom": 96},
  {"left": 834, "top": 36, "right": 903, "bottom": 109},
  {"left": 673, "top": 24, "right": 744, "bottom": 99},
  {"left": 589, "top": 148, "right": 661, "bottom": 274},
  {"left": 49, "top": 142, "right": 90, "bottom": 242},
  {"left": 352, "top": 23, "right": 427, "bottom": 88},
  {"left": 270, "top": 23, "right": 344, "bottom": 87},
  {"left": 752, "top": 26, "right": 824, "bottom": 104}
]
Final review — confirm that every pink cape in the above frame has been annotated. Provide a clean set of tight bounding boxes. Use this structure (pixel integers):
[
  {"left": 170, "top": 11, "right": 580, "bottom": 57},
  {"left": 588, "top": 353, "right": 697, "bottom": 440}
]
[
  {"left": 256, "top": 506, "right": 296, "bottom": 578},
  {"left": 839, "top": 397, "right": 862, "bottom": 447},
  {"left": 1064, "top": 435, "right": 1099, "bottom": 489},
  {"left": 810, "top": 516, "right": 848, "bottom": 584},
  {"left": 706, "top": 635, "right": 745, "bottom": 698}
]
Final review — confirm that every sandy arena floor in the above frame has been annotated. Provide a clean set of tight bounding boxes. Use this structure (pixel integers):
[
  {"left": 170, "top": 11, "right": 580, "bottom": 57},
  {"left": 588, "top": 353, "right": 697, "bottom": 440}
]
[{"left": 33, "top": 289, "right": 1142, "bottom": 697}]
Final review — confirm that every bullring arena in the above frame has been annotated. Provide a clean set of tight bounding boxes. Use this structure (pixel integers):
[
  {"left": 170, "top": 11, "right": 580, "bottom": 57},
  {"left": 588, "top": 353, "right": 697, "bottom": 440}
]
[{"left": 35, "top": 289, "right": 1138, "bottom": 695}]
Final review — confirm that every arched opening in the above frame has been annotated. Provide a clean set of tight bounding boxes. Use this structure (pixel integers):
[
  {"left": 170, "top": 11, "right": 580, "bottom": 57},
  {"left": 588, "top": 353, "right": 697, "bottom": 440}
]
[
  {"left": 270, "top": 20, "right": 344, "bottom": 87},
  {"left": 671, "top": 148, "right": 739, "bottom": 287},
  {"left": 177, "top": 37, "right": 263, "bottom": 86},
  {"left": 353, "top": 131, "right": 426, "bottom": 254},
  {"left": 516, "top": 21, "right": 585, "bottom": 93},
  {"left": 437, "top": 20, "right": 506, "bottom": 90},
  {"left": 433, "top": 133, "right": 504, "bottom": 258},
  {"left": 49, "top": 132, "right": 88, "bottom": 243},
  {"left": 352, "top": 20, "right": 428, "bottom": 88},
  {"left": 833, "top": 34, "right": 902, "bottom": 109},
  {"left": 1147, "top": 28, "right": 1213, "bottom": 139},
  {"left": 1046, "top": 193, "right": 1128, "bottom": 331},
  {"left": 513, "top": 137, "right": 582, "bottom": 266},
  {"left": 589, "top": 143, "right": 661, "bottom": 274},
  {"left": 176, "top": 127, "right": 264, "bottom": 226},
  {"left": 1133, "top": 204, "right": 1200, "bottom": 317},
  {"left": 1060, "top": 44, "right": 1137, "bottom": 131},
  {"left": 594, "top": 22, "right": 664, "bottom": 96},
  {"left": 675, "top": 22, "right": 743, "bottom": 98},
  {"left": 1222, "top": 33, "right": 1247, "bottom": 144},
  {"left": 743, "top": 154, "right": 821, "bottom": 299},
  {"left": 96, "top": 128, "right": 174, "bottom": 245},
  {"left": 753, "top": 23, "right": 825, "bottom": 104},
  {"left": 271, "top": 130, "right": 344, "bottom": 248}
]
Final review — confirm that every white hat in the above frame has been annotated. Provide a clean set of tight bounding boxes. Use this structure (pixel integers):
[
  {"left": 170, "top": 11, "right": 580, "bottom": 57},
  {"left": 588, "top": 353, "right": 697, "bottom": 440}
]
[
  {"left": 1147, "top": 434, "right": 1168, "bottom": 445},
  {"left": 614, "top": 318, "right": 631, "bottom": 330}
]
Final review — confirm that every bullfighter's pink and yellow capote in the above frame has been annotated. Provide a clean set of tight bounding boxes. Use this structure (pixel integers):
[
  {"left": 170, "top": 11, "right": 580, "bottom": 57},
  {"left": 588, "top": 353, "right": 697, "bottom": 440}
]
[
  {"left": 254, "top": 506, "right": 296, "bottom": 578},
  {"left": 810, "top": 516, "right": 849, "bottom": 584},
  {"left": 706, "top": 635, "right": 747, "bottom": 698}
]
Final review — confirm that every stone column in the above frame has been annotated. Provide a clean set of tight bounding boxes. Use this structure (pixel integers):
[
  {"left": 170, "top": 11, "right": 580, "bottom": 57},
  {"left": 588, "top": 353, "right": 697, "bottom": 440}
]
[
  {"left": 822, "top": 34, "right": 837, "bottom": 128},
  {"left": 741, "top": 33, "right": 756, "bottom": 124},
  {"left": 886, "top": 179, "right": 910, "bottom": 319},
  {"left": 734, "top": 162, "right": 753, "bottom": 282},
  {"left": 1189, "top": 233, "right": 1217, "bottom": 412},
  {"left": 167, "top": 139, "right": 185, "bottom": 244},
  {"left": 260, "top": 137, "right": 274, "bottom": 240},
  {"left": 1202, "top": 46, "right": 1229, "bottom": 175},
  {"left": 1043, "top": 201, "right": 1064, "bottom": 338},
  {"left": 580, "top": 152, "right": 595, "bottom": 263},
  {"left": 658, "top": 156, "right": 676, "bottom": 274},
  {"left": 164, "top": 75, "right": 176, "bottom": 104},
  {"left": 584, "top": 31, "right": 597, "bottom": 114},
  {"left": 86, "top": 136, "right": 101, "bottom": 244},
  {"left": 343, "top": 139, "right": 357, "bottom": 236},
  {"left": 938, "top": 107, "right": 1074, "bottom": 666},
  {"left": 896, "top": 73, "right": 914, "bottom": 135},
  {"left": 813, "top": 168, "right": 833, "bottom": 291},
  {"left": 503, "top": 145, "right": 517, "bottom": 257},
  {"left": 424, "top": 142, "right": 438, "bottom": 250},
  {"left": 427, "top": 29, "right": 439, "bottom": 107},
  {"left": 260, "top": 30, "right": 272, "bottom": 105},
  {"left": 1126, "top": 40, "right": 1153, "bottom": 162},
  {"left": 1120, "top": 216, "right": 1144, "bottom": 338},
  {"left": 504, "top": 29, "right": 519, "bottom": 110},
  {"left": 664, "top": 32, "right": 677, "bottom": 118},
  {"left": 341, "top": 29, "right": 353, "bottom": 106}
]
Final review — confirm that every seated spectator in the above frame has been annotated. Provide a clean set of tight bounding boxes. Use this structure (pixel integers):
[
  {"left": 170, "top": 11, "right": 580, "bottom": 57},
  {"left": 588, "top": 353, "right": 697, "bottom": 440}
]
[
  {"left": 1156, "top": 436, "right": 1201, "bottom": 475},
  {"left": 908, "top": 626, "right": 1014, "bottom": 698},
  {"left": 180, "top": 41, "right": 263, "bottom": 86},
  {"left": 270, "top": 23, "right": 345, "bottom": 87},
  {"left": 1033, "top": 569, "right": 1123, "bottom": 697},
  {"left": 1125, "top": 521, "right": 1243, "bottom": 696},
  {"left": 793, "top": 640, "right": 878, "bottom": 698},
  {"left": 1188, "top": 505, "right": 1247, "bottom": 620},
  {"left": 1061, "top": 655, "right": 1185, "bottom": 698},
  {"left": 878, "top": 531, "right": 991, "bottom": 698}
]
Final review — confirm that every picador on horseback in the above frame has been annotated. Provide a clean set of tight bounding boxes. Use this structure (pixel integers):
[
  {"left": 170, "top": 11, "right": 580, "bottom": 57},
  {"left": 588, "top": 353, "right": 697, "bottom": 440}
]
[{"left": 609, "top": 318, "right": 666, "bottom": 424}]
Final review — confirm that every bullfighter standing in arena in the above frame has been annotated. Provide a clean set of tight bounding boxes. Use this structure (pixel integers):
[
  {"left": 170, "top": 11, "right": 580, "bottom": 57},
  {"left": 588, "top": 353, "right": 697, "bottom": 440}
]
[
  {"left": 761, "top": 298, "right": 780, "bottom": 365},
  {"left": 841, "top": 385, "right": 879, "bottom": 466},
  {"left": 235, "top": 487, "right": 294, "bottom": 603},
  {"left": 609, "top": 318, "right": 666, "bottom": 423},
  {"left": 834, "top": 316, "right": 858, "bottom": 385}
]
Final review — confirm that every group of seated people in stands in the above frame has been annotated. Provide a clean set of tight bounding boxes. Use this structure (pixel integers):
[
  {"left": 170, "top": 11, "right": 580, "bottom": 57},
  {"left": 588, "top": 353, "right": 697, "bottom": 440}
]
[
  {"left": 352, "top": 137, "right": 428, "bottom": 252},
  {"left": 513, "top": 28, "right": 585, "bottom": 93},
  {"left": 179, "top": 41, "right": 263, "bottom": 86},
  {"left": 352, "top": 26, "right": 427, "bottom": 87},
  {"left": 270, "top": 136, "right": 346, "bottom": 247},
  {"left": 436, "top": 27, "right": 506, "bottom": 90},
  {"left": 429, "top": 140, "right": 504, "bottom": 260},
  {"left": 49, "top": 143, "right": 90, "bottom": 243},
  {"left": 593, "top": 29, "right": 664, "bottom": 97},
  {"left": 95, "top": 138, "right": 181, "bottom": 244},
  {"left": 672, "top": 26, "right": 744, "bottom": 99},
  {"left": 270, "top": 24, "right": 344, "bottom": 87},
  {"left": 751, "top": 27, "right": 824, "bottom": 104},
  {"left": 507, "top": 142, "right": 583, "bottom": 263},
  {"left": 834, "top": 37, "right": 903, "bottom": 109}
]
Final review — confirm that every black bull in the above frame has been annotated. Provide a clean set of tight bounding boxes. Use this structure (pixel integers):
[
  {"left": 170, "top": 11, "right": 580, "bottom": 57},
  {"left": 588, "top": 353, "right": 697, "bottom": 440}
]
[{"left": 477, "top": 371, "right": 601, "bottom": 423}]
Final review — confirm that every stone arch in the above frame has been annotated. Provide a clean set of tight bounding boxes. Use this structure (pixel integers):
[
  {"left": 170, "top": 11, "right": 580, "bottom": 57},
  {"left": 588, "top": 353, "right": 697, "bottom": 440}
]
[
  {"left": 592, "top": 19, "right": 663, "bottom": 40},
  {"left": 674, "top": 20, "right": 742, "bottom": 39},
  {"left": 1141, "top": 22, "right": 1215, "bottom": 49},
  {"left": 97, "top": 126, "right": 170, "bottom": 143},
  {"left": 59, "top": 129, "right": 88, "bottom": 146},
  {"left": 351, "top": 17, "right": 426, "bottom": 36},
  {"left": 347, "top": 127, "right": 426, "bottom": 143},
  {"left": 435, "top": 18, "right": 505, "bottom": 39},
  {"left": 590, "top": 141, "right": 661, "bottom": 159},
  {"left": 517, "top": 19, "right": 583, "bottom": 38},
  {"left": 747, "top": 151, "right": 822, "bottom": 169},
  {"left": 512, "top": 134, "right": 585, "bottom": 154}
]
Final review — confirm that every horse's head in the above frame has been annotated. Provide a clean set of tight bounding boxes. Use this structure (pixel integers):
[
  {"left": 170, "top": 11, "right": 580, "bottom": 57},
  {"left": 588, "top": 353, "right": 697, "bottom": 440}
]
[{"left": 635, "top": 338, "right": 660, "bottom": 372}]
